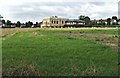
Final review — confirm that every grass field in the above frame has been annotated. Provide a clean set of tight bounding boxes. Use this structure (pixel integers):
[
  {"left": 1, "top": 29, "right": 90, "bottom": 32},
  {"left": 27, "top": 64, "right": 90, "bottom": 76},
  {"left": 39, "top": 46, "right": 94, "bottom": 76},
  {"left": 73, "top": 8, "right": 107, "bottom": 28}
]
[{"left": 2, "top": 28, "right": 119, "bottom": 76}]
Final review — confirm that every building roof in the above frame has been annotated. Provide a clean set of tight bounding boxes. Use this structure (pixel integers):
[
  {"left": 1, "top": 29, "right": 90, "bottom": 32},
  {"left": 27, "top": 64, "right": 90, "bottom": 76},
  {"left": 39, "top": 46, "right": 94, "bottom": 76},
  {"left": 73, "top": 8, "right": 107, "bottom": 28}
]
[{"left": 66, "top": 19, "right": 85, "bottom": 23}]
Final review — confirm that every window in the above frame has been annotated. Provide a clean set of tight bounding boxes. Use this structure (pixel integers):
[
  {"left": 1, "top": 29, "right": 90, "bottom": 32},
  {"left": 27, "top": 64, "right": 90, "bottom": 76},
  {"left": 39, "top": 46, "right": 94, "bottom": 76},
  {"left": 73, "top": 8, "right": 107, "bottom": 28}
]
[
  {"left": 56, "top": 21, "right": 58, "bottom": 24},
  {"left": 62, "top": 21, "right": 64, "bottom": 24},
  {"left": 52, "top": 20, "right": 53, "bottom": 24}
]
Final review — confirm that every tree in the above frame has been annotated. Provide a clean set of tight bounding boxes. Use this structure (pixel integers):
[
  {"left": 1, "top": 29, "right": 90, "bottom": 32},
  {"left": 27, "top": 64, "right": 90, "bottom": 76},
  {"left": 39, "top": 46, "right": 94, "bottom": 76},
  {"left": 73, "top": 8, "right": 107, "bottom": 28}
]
[
  {"left": 84, "top": 16, "right": 91, "bottom": 25},
  {"left": 34, "top": 22, "right": 40, "bottom": 27},
  {"left": 112, "top": 16, "right": 117, "bottom": 20},
  {"left": 6, "top": 20, "right": 11, "bottom": 25},
  {"left": 107, "top": 18, "right": 111, "bottom": 25},
  {"left": 79, "top": 15, "right": 85, "bottom": 20},
  {"left": 30, "top": 22, "right": 33, "bottom": 26},
  {"left": 2, "top": 19, "right": 5, "bottom": 24},
  {"left": 25, "top": 22, "right": 28, "bottom": 27},
  {"left": 78, "top": 15, "right": 91, "bottom": 25},
  {"left": 26, "top": 21, "right": 33, "bottom": 27},
  {"left": 112, "top": 16, "right": 118, "bottom": 25},
  {"left": 90, "top": 20, "right": 97, "bottom": 26},
  {"left": 16, "top": 21, "right": 21, "bottom": 27}
]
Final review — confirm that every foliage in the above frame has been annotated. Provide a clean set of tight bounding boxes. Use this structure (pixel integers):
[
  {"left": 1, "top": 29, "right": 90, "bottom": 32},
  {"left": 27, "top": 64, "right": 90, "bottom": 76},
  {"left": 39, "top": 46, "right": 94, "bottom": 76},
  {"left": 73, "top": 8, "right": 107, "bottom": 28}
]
[
  {"left": 79, "top": 15, "right": 91, "bottom": 25},
  {"left": 16, "top": 21, "right": 21, "bottom": 27},
  {"left": 107, "top": 18, "right": 111, "bottom": 25},
  {"left": 2, "top": 19, "right": 5, "bottom": 24},
  {"left": 6, "top": 20, "right": 11, "bottom": 25}
]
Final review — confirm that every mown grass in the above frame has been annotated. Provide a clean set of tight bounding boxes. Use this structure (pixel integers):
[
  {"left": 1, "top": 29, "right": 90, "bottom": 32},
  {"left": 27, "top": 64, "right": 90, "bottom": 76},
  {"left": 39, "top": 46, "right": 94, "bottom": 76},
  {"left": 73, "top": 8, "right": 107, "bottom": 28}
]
[{"left": 2, "top": 29, "right": 118, "bottom": 76}]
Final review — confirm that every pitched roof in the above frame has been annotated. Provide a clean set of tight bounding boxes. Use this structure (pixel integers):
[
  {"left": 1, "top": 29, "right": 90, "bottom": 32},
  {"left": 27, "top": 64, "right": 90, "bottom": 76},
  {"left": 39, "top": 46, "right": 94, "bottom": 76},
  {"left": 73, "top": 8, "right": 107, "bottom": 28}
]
[{"left": 66, "top": 19, "right": 85, "bottom": 23}]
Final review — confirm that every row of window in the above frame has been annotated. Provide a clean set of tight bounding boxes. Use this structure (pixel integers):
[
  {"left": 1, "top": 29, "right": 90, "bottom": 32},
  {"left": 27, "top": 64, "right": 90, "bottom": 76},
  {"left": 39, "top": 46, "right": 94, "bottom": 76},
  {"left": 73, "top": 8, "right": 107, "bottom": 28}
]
[
  {"left": 43, "top": 20, "right": 64, "bottom": 24},
  {"left": 51, "top": 20, "right": 64, "bottom": 24}
]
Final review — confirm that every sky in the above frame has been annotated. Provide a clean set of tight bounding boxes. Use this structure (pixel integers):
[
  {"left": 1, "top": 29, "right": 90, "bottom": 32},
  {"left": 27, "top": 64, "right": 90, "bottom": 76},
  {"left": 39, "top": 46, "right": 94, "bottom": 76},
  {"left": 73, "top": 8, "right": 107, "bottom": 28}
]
[{"left": 0, "top": 0, "right": 119, "bottom": 23}]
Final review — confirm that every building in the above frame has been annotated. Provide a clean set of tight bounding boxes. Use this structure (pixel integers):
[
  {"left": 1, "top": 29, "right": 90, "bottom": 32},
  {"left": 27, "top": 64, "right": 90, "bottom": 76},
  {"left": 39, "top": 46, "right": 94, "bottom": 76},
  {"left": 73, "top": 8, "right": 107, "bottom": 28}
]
[
  {"left": 64, "top": 19, "right": 85, "bottom": 28},
  {"left": 41, "top": 16, "right": 66, "bottom": 28},
  {"left": 118, "top": 19, "right": 120, "bottom": 25},
  {"left": 0, "top": 15, "right": 3, "bottom": 27},
  {"left": 96, "top": 19, "right": 107, "bottom": 25}
]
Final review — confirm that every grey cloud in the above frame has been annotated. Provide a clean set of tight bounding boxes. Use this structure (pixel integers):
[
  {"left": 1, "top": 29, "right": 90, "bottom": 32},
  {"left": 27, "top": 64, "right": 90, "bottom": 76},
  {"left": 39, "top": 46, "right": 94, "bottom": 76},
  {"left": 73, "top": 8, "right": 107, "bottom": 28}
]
[
  {"left": 91, "top": 11, "right": 118, "bottom": 20},
  {"left": 7, "top": 1, "right": 118, "bottom": 23},
  {"left": 9, "top": 2, "right": 85, "bottom": 22},
  {"left": 88, "top": 2, "right": 105, "bottom": 6}
]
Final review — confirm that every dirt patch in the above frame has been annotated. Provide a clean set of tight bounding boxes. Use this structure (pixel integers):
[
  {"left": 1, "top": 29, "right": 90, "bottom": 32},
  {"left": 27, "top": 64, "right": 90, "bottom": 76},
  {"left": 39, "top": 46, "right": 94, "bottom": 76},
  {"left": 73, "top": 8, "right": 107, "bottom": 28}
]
[
  {"left": 29, "top": 32, "right": 38, "bottom": 38},
  {"left": 61, "top": 33, "right": 118, "bottom": 51},
  {"left": 70, "top": 59, "right": 80, "bottom": 76},
  {"left": 82, "top": 65, "right": 98, "bottom": 76},
  {"left": 3, "top": 64, "right": 45, "bottom": 76}
]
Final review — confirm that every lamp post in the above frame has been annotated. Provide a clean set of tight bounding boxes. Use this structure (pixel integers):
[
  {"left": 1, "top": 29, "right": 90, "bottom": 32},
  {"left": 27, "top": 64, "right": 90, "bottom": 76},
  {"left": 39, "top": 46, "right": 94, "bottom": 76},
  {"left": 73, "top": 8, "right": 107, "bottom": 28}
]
[{"left": 0, "top": 15, "right": 3, "bottom": 27}]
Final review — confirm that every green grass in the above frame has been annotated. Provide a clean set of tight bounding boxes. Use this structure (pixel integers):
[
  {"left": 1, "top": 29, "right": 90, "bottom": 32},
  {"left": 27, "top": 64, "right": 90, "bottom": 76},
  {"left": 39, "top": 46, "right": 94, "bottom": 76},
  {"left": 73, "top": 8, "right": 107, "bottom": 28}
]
[
  {"left": 2, "top": 29, "right": 118, "bottom": 76},
  {"left": 51, "top": 29, "right": 118, "bottom": 34}
]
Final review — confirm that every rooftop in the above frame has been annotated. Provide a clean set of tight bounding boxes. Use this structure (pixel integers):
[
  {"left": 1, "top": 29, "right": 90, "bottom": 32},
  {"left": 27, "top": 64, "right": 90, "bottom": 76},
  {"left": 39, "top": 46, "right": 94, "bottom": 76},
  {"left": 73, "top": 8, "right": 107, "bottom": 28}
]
[{"left": 66, "top": 19, "right": 85, "bottom": 23}]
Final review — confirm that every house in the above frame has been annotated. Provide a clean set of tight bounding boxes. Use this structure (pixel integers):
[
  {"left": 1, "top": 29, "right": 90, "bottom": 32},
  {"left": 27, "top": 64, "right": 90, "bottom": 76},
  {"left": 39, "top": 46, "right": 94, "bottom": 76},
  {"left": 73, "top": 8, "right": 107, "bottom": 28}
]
[
  {"left": 64, "top": 19, "right": 85, "bottom": 28},
  {"left": 0, "top": 15, "right": 3, "bottom": 27},
  {"left": 11, "top": 23, "right": 16, "bottom": 28},
  {"left": 96, "top": 19, "right": 107, "bottom": 25},
  {"left": 118, "top": 19, "right": 120, "bottom": 25},
  {"left": 20, "top": 24, "right": 27, "bottom": 28},
  {"left": 41, "top": 16, "right": 66, "bottom": 28},
  {"left": 111, "top": 19, "right": 117, "bottom": 25}
]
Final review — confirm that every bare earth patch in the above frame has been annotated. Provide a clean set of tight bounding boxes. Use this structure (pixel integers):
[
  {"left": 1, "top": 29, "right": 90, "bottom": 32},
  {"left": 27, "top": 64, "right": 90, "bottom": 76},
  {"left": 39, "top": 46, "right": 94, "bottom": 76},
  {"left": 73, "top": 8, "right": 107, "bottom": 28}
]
[
  {"left": 61, "top": 33, "right": 118, "bottom": 51},
  {"left": 3, "top": 64, "right": 45, "bottom": 76}
]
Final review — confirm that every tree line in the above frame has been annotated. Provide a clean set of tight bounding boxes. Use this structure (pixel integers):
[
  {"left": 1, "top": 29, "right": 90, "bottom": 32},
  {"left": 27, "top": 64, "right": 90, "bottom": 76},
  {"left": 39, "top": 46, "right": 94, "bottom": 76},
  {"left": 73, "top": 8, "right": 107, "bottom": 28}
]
[
  {"left": 1, "top": 15, "right": 119, "bottom": 28},
  {"left": 78, "top": 15, "right": 119, "bottom": 27},
  {"left": 1, "top": 20, "right": 41, "bottom": 28}
]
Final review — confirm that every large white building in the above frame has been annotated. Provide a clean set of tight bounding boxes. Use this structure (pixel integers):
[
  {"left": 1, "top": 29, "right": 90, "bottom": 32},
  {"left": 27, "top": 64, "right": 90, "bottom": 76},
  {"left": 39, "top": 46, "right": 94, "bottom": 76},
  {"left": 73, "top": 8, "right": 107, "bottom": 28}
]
[
  {"left": 41, "top": 16, "right": 66, "bottom": 28},
  {"left": 41, "top": 16, "right": 85, "bottom": 28}
]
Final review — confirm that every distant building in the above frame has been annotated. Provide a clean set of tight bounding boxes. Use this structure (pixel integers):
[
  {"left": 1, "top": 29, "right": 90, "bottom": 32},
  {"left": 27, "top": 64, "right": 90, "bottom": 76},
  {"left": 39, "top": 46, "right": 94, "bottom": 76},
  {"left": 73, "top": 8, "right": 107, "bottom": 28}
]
[
  {"left": 41, "top": 16, "right": 85, "bottom": 28},
  {"left": 64, "top": 19, "right": 85, "bottom": 28},
  {"left": 118, "top": 19, "right": 120, "bottom": 25},
  {"left": 96, "top": 19, "right": 107, "bottom": 25},
  {"left": 111, "top": 19, "right": 117, "bottom": 25},
  {"left": 41, "top": 16, "right": 66, "bottom": 28},
  {"left": 0, "top": 15, "right": 3, "bottom": 27}
]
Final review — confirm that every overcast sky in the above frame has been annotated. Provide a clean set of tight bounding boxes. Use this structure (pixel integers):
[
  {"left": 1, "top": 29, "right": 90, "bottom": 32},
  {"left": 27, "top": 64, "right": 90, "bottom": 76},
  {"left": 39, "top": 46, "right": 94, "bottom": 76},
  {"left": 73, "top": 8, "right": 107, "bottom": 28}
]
[{"left": 0, "top": 0, "right": 119, "bottom": 23}]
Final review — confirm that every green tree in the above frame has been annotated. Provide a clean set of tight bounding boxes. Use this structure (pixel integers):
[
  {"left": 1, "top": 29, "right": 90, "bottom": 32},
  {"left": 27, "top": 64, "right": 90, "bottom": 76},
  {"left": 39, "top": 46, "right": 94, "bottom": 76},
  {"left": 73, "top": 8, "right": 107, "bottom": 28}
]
[
  {"left": 26, "top": 21, "right": 33, "bottom": 27},
  {"left": 107, "top": 18, "right": 111, "bottom": 25},
  {"left": 16, "top": 21, "right": 21, "bottom": 27},
  {"left": 34, "top": 22, "right": 40, "bottom": 27},
  {"left": 2, "top": 19, "right": 5, "bottom": 24},
  {"left": 84, "top": 16, "right": 91, "bottom": 25},
  {"left": 112, "top": 16, "right": 117, "bottom": 20},
  {"left": 6, "top": 20, "right": 11, "bottom": 25},
  {"left": 78, "top": 15, "right": 91, "bottom": 25},
  {"left": 112, "top": 16, "right": 118, "bottom": 25},
  {"left": 79, "top": 15, "right": 85, "bottom": 20}
]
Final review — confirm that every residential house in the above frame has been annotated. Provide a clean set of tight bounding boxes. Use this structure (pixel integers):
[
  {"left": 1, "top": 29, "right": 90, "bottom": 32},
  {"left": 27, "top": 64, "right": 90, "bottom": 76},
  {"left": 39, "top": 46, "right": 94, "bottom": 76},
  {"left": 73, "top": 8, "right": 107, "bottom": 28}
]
[
  {"left": 111, "top": 19, "right": 117, "bottom": 25},
  {"left": 96, "top": 19, "right": 107, "bottom": 25},
  {"left": 118, "top": 19, "right": 120, "bottom": 25},
  {"left": 64, "top": 19, "right": 85, "bottom": 28}
]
